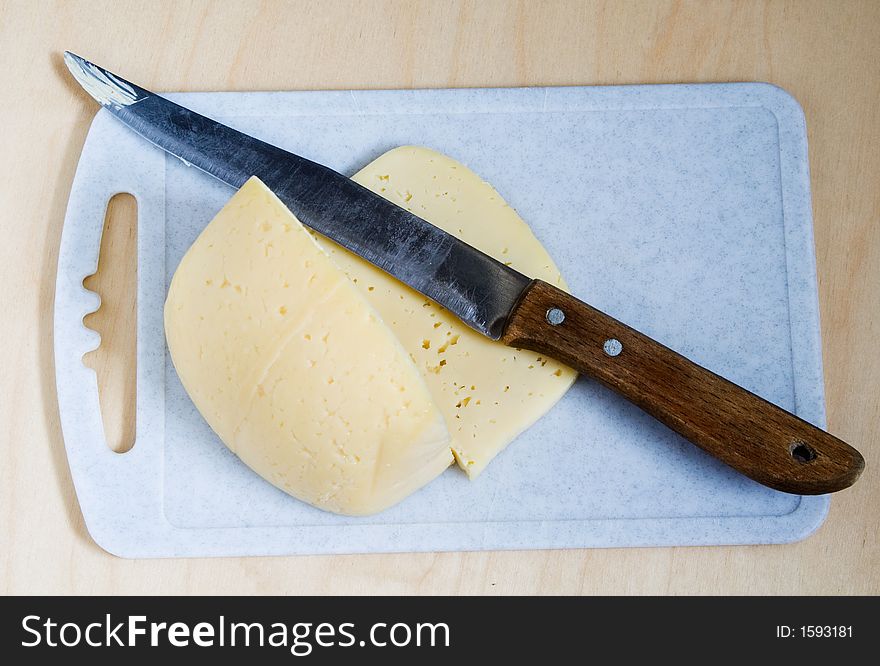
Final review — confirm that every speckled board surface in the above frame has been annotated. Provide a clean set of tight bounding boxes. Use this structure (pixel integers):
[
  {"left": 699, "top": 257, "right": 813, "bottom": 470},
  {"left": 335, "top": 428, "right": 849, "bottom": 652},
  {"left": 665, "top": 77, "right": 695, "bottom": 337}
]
[{"left": 55, "top": 83, "right": 829, "bottom": 557}]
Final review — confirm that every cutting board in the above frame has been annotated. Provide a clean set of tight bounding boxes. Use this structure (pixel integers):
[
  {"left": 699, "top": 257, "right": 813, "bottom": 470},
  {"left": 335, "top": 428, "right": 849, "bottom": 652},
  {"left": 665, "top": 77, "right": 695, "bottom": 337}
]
[{"left": 55, "top": 83, "right": 829, "bottom": 558}]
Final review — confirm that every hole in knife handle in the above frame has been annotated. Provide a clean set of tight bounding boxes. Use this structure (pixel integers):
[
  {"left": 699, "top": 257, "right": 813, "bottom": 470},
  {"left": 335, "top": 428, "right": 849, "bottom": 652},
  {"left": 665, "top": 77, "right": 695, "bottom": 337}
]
[
  {"left": 82, "top": 193, "right": 138, "bottom": 454},
  {"left": 790, "top": 441, "right": 817, "bottom": 464}
]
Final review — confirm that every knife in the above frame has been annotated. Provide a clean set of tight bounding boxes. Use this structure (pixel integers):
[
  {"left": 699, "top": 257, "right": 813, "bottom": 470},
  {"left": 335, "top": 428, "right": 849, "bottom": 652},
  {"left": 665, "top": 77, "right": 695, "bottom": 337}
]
[{"left": 64, "top": 52, "right": 864, "bottom": 495}]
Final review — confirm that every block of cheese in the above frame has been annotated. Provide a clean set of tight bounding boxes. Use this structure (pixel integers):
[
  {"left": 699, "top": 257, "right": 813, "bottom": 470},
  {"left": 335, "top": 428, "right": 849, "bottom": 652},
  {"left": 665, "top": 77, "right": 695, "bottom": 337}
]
[
  {"left": 164, "top": 176, "right": 452, "bottom": 515},
  {"left": 319, "top": 146, "right": 578, "bottom": 477}
]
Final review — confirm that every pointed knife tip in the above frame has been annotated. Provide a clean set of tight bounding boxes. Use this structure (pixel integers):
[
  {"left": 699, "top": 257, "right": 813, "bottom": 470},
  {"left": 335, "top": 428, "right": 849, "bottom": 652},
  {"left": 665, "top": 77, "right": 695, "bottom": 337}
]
[
  {"left": 62, "top": 50, "right": 81, "bottom": 74},
  {"left": 62, "top": 52, "right": 143, "bottom": 109},
  {"left": 63, "top": 51, "right": 93, "bottom": 88}
]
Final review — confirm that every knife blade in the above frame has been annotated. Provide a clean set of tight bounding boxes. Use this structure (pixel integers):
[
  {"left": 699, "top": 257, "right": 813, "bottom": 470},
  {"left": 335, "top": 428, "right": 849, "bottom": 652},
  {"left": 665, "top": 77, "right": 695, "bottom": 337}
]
[
  {"left": 64, "top": 52, "right": 864, "bottom": 494},
  {"left": 63, "top": 51, "right": 528, "bottom": 340}
]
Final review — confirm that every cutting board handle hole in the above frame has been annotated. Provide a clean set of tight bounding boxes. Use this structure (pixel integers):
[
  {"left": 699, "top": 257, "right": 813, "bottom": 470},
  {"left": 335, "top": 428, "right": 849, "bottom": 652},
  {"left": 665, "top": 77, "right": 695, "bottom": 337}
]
[{"left": 82, "top": 193, "right": 138, "bottom": 454}]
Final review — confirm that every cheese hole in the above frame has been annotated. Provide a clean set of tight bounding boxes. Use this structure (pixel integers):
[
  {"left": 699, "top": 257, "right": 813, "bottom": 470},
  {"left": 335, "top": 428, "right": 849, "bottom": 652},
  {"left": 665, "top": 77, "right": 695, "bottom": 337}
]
[{"left": 82, "top": 193, "right": 138, "bottom": 454}]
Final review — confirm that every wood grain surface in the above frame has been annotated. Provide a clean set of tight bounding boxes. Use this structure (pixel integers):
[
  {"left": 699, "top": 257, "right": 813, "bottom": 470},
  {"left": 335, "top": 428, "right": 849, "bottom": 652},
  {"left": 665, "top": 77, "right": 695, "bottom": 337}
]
[{"left": 1, "top": 0, "right": 877, "bottom": 595}]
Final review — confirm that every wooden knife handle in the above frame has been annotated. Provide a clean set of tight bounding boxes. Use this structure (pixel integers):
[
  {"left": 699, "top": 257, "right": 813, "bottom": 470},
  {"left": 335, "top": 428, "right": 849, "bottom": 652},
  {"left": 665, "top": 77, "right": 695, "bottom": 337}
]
[{"left": 501, "top": 280, "right": 864, "bottom": 494}]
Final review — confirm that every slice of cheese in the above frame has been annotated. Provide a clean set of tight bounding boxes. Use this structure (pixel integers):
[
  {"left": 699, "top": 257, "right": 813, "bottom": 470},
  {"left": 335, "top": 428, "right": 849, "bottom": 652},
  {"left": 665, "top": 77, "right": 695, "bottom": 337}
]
[
  {"left": 164, "top": 176, "right": 452, "bottom": 515},
  {"left": 319, "top": 146, "right": 578, "bottom": 477}
]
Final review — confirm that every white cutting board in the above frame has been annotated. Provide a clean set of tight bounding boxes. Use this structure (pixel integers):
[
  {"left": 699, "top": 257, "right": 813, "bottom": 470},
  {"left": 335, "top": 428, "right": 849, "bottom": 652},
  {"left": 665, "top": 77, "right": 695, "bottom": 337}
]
[{"left": 55, "top": 83, "right": 829, "bottom": 558}]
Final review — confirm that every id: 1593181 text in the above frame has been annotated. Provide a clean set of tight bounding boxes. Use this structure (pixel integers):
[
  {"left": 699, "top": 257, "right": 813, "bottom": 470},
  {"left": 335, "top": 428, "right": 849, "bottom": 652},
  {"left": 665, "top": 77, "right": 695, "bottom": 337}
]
[{"left": 776, "top": 626, "right": 852, "bottom": 638}]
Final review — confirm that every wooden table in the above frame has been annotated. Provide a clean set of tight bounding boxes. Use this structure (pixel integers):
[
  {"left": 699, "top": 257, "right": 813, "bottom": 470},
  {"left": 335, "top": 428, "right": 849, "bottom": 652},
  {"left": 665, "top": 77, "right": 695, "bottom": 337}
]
[{"left": 2, "top": 0, "right": 877, "bottom": 595}]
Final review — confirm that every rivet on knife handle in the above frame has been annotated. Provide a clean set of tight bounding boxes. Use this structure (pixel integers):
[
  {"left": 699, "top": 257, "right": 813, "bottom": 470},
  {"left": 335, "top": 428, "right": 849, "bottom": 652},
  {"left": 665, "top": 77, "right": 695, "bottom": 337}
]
[{"left": 502, "top": 280, "right": 865, "bottom": 495}]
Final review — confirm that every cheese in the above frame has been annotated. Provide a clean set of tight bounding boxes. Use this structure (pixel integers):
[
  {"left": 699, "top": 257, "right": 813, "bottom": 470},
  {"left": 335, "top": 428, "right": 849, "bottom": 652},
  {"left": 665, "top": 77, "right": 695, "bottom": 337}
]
[
  {"left": 164, "top": 176, "right": 452, "bottom": 515},
  {"left": 321, "top": 146, "right": 577, "bottom": 477}
]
